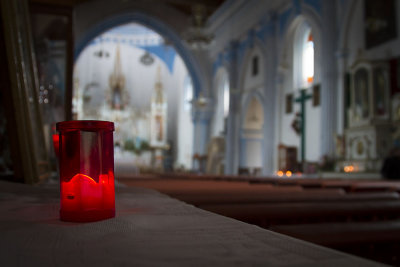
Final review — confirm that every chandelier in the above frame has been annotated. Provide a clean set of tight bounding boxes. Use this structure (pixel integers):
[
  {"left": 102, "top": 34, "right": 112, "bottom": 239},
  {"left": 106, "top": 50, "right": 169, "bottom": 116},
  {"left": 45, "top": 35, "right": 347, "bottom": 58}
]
[
  {"left": 140, "top": 51, "right": 154, "bottom": 66},
  {"left": 182, "top": 4, "right": 214, "bottom": 50}
]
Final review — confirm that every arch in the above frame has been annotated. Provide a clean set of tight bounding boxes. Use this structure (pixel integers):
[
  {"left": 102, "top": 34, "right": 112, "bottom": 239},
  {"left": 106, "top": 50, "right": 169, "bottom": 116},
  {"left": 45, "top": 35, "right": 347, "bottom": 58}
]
[
  {"left": 74, "top": 12, "right": 203, "bottom": 98},
  {"left": 239, "top": 91, "right": 265, "bottom": 174},
  {"left": 242, "top": 95, "right": 264, "bottom": 129},
  {"left": 240, "top": 91, "right": 265, "bottom": 130},
  {"left": 278, "top": 7, "right": 323, "bottom": 164},
  {"left": 279, "top": 5, "right": 322, "bottom": 80},
  {"left": 234, "top": 36, "right": 276, "bottom": 175},
  {"left": 293, "top": 21, "right": 314, "bottom": 89},
  {"left": 338, "top": 0, "right": 357, "bottom": 53}
]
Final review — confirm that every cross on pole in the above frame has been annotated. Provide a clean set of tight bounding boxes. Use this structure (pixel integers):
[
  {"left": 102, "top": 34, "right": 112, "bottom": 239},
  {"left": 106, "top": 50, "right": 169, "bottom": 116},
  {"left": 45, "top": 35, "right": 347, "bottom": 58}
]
[{"left": 294, "top": 89, "right": 313, "bottom": 170}]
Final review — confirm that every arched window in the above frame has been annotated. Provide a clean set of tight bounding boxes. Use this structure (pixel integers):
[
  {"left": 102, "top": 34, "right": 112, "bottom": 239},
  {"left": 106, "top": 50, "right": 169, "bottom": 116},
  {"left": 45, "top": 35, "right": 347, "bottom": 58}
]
[
  {"left": 293, "top": 22, "right": 314, "bottom": 89},
  {"left": 184, "top": 76, "right": 193, "bottom": 111},
  {"left": 302, "top": 32, "right": 314, "bottom": 84},
  {"left": 223, "top": 77, "right": 230, "bottom": 118}
]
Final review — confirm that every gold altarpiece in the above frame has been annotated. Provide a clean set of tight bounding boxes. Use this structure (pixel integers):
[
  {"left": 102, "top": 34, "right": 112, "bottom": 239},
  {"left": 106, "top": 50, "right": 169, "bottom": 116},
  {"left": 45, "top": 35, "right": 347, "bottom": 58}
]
[{"left": 341, "top": 59, "right": 392, "bottom": 173}]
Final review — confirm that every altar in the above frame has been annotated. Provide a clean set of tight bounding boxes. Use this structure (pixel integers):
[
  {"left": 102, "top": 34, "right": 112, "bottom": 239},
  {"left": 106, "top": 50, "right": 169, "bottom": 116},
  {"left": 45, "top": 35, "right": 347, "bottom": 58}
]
[
  {"left": 73, "top": 44, "right": 169, "bottom": 172},
  {"left": 340, "top": 59, "right": 392, "bottom": 173}
]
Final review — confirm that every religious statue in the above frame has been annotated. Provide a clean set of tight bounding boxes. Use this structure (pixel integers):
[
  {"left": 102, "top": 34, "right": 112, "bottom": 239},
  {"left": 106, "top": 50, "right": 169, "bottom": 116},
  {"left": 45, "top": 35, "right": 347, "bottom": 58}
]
[
  {"left": 155, "top": 115, "right": 163, "bottom": 141},
  {"left": 108, "top": 44, "right": 127, "bottom": 110},
  {"left": 291, "top": 112, "right": 301, "bottom": 135},
  {"left": 150, "top": 65, "right": 167, "bottom": 147},
  {"left": 112, "top": 86, "right": 122, "bottom": 110},
  {"left": 334, "top": 134, "right": 345, "bottom": 158},
  {"left": 374, "top": 69, "right": 386, "bottom": 116},
  {"left": 354, "top": 68, "right": 369, "bottom": 120}
]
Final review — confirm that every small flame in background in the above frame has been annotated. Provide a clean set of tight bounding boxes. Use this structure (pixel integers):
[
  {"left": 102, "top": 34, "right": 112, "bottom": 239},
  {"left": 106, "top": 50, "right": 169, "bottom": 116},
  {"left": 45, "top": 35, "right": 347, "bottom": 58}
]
[
  {"left": 344, "top": 165, "right": 358, "bottom": 173},
  {"left": 276, "top": 170, "right": 298, "bottom": 177}
]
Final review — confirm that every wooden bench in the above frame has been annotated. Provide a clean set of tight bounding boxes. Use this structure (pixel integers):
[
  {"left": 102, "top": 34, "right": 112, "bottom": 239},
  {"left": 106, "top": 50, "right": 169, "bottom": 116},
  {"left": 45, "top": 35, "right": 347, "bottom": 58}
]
[
  {"left": 350, "top": 181, "right": 400, "bottom": 193},
  {"left": 198, "top": 200, "right": 400, "bottom": 227},
  {"left": 270, "top": 220, "right": 400, "bottom": 266},
  {"left": 270, "top": 220, "right": 400, "bottom": 246},
  {"left": 177, "top": 191, "right": 399, "bottom": 205},
  {"left": 175, "top": 188, "right": 345, "bottom": 205}
]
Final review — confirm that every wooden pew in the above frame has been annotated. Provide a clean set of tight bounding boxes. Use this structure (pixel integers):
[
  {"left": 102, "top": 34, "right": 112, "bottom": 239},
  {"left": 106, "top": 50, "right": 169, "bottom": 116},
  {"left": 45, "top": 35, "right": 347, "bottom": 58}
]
[
  {"left": 120, "top": 178, "right": 305, "bottom": 196},
  {"left": 320, "top": 180, "right": 355, "bottom": 191},
  {"left": 270, "top": 220, "right": 400, "bottom": 266},
  {"left": 178, "top": 191, "right": 399, "bottom": 205},
  {"left": 176, "top": 188, "right": 346, "bottom": 205},
  {"left": 198, "top": 200, "right": 400, "bottom": 227},
  {"left": 270, "top": 220, "right": 400, "bottom": 247},
  {"left": 350, "top": 181, "right": 400, "bottom": 193}
]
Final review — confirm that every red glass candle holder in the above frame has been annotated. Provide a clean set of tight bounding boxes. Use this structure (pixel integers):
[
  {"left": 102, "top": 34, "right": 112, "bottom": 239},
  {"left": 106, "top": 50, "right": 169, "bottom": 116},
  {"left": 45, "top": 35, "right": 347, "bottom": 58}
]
[
  {"left": 52, "top": 134, "right": 59, "bottom": 158},
  {"left": 56, "top": 120, "right": 115, "bottom": 222}
]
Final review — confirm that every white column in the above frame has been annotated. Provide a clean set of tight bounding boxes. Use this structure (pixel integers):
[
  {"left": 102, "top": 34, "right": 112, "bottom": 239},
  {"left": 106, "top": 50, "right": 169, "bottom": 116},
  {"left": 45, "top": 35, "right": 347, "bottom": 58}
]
[
  {"left": 262, "top": 19, "right": 278, "bottom": 175},
  {"left": 192, "top": 103, "right": 212, "bottom": 173},
  {"left": 320, "top": 0, "right": 339, "bottom": 158},
  {"left": 335, "top": 49, "right": 349, "bottom": 135},
  {"left": 225, "top": 41, "right": 240, "bottom": 175}
]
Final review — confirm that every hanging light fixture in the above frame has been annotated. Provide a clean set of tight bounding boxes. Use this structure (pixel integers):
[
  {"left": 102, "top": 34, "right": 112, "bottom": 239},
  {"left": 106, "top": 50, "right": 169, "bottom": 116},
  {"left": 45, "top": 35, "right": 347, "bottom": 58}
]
[
  {"left": 182, "top": 4, "right": 214, "bottom": 50},
  {"left": 93, "top": 36, "right": 109, "bottom": 58},
  {"left": 140, "top": 51, "right": 154, "bottom": 66}
]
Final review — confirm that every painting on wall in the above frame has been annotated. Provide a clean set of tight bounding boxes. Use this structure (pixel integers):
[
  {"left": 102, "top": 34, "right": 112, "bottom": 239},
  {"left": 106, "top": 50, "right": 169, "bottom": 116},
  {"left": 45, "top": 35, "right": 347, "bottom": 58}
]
[
  {"left": 155, "top": 115, "right": 163, "bottom": 141},
  {"left": 373, "top": 67, "right": 387, "bottom": 116},
  {"left": 252, "top": 56, "right": 259, "bottom": 76},
  {"left": 354, "top": 68, "right": 370, "bottom": 120},
  {"left": 312, "top": 84, "right": 320, "bottom": 107},
  {"left": 286, "top": 93, "right": 293, "bottom": 114},
  {"left": 364, "top": 0, "right": 397, "bottom": 49},
  {"left": 344, "top": 73, "right": 351, "bottom": 128}
]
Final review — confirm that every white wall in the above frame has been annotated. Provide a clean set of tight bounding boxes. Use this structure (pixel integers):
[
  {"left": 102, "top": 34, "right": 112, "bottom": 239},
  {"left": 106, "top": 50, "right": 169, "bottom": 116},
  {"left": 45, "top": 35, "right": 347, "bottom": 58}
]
[{"left": 279, "top": 16, "right": 322, "bottom": 163}]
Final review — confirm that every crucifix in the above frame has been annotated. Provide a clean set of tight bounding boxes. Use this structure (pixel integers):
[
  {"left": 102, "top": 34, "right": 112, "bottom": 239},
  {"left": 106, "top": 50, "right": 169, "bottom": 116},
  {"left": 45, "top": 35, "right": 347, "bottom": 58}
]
[{"left": 294, "top": 89, "right": 313, "bottom": 170}]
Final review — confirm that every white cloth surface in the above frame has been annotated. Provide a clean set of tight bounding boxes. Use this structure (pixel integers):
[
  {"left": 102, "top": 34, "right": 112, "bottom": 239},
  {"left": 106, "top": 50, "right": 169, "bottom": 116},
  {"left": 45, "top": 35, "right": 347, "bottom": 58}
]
[{"left": 0, "top": 181, "right": 384, "bottom": 266}]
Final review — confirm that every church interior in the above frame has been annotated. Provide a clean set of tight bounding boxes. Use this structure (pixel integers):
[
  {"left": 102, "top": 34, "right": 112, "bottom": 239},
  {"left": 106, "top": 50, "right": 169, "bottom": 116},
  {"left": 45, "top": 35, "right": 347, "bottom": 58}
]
[{"left": 1, "top": 0, "right": 400, "bottom": 266}]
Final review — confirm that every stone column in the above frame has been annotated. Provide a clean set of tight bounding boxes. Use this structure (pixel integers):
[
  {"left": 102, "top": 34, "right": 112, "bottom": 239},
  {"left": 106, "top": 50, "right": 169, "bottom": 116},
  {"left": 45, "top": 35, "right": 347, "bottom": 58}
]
[
  {"left": 262, "top": 18, "right": 278, "bottom": 175},
  {"left": 335, "top": 49, "right": 349, "bottom": 135},
  {"left": 191, "top": 101, "right": 212, "bottom": 173},
  {"left": 225, "top": 41, "right": 240, "bottom": 175},
  {"left": 320, "top": 0, "right": 338, "bottom": 158}
]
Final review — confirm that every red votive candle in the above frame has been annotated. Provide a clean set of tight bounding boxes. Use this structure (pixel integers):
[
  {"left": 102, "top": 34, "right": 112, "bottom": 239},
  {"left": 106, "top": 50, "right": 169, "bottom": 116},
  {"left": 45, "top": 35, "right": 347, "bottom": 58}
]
[
  {"left": 52, "top": 134, "right": 59, "bottom": 158},
  {"left": 56, "top": 120, "right": 115, "bottom": 222}
]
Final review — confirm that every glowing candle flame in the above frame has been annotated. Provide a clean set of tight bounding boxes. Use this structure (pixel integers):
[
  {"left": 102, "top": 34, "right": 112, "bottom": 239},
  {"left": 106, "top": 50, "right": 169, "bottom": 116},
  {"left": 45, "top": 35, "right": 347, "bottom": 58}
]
[{"left": 70, "top": 173, "right": 98, "bottom": 184}]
